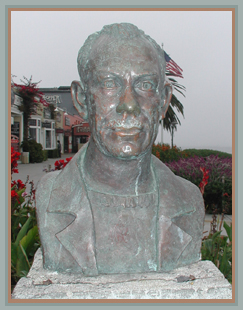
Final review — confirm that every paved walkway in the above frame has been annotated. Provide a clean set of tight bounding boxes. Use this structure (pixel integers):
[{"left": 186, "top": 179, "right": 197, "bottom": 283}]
[
  {"left": 12, "top": 154, "right": 232, "bottom": 237},
  {"left": 12, "top": 153, "right": 76, "bottom": 191}
]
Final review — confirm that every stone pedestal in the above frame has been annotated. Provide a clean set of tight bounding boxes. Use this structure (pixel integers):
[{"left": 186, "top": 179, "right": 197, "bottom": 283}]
[{"left": 12, "top": 248, "right": 232, "bottom": 300}]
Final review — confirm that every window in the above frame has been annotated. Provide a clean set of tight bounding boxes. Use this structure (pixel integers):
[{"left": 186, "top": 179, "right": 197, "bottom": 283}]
[
  {"left": 44, "top": 122, "right": 56, "bottom": 149},
  {"left": 45, "top": 130, "right": 51, "bottom": 148},
  {"left": 29, "top": 119, "right": 36, "bottom": 126},
  {"left": 11, "top": 122, "right": 20, "bottom": 138},
  {"left": 29, "top": 118, "right": 41, "bottom": 143},
  {"left": 29, "top": 128, "right": 36, "bottom": 140}
]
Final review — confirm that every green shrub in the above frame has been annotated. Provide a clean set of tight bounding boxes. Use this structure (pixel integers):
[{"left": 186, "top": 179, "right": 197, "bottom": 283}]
[
  {"left": 11, "top": 212, "right": 40, "bottom": 287},
  {"left": 201, "top": 222, "right": 232, "bottom": 283},
  {"left": 183, "top": 148, "right": 231, "bottom": 159},
  {"left": 47, "top": 148, "right": 59, "bottom": 158},
  {"left": 152, "top": 144, "right": 232, "bottom": 164},
  {"left": 152, "top": 143, "right": 188, "bottom": 163},
  {"left": 21, "top": 139, "right": 44, "bottom": 163}
]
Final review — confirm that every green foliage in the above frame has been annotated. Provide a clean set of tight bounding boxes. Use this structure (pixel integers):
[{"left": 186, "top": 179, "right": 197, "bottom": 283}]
[
  {"left": 201, "top": 222, "right": 232, "bottom": 283},
  {"left": 205, "top": 179, "right": 232, "bottom": 214},
  {"left": 152, "top": 143, "right": 188, "bottom": 163},
  {"left": 11, "top": 195, "right": 37, "bottom": 241},
  {"left": 11, "top": 187, "right": 25, "bottom": 214},
  {"left": 21, "top": 139, "right": 44, "bottom": 163},
  {"left": 48, "top": 148, "right": 59, "bottom": 158},
  {"left": 11, "top": 217, "right": 39, "bottom": 285},
  {"left": 152, "top": 145, "right": 232, "bottom": 164},
  {"left": 183, "top": 148, "right": 232, "bottom": 159},
  {"left": 11, "top": 186, "right": 40, "bottom": 290},
  {"left": 163, "top": 76, "right": 185, "bottom": 132}
]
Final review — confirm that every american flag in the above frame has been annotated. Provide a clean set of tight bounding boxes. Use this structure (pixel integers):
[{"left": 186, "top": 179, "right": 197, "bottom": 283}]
[{"left": 164, "top": 51, "right": 183, "bottom": 78}]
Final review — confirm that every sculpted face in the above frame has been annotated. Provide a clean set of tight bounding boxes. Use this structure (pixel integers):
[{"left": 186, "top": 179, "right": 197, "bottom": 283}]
[{"left": 85, "top": 35, "right": 165, "bottom": 159}]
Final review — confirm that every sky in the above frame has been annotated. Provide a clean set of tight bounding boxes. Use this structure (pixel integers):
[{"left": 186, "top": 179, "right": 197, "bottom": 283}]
[{"left": 10, "top": 10, "right": 233, "bottom": 152}]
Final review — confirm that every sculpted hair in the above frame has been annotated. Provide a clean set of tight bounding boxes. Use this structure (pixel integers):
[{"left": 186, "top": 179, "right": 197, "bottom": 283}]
[{"left": 77, "top": 23, "right": 166, "bottom": 92}]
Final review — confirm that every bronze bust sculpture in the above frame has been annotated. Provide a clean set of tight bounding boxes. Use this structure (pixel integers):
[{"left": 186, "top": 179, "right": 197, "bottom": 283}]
[{"left": 36, "top": 23, "right": 205, "bottom": 276}]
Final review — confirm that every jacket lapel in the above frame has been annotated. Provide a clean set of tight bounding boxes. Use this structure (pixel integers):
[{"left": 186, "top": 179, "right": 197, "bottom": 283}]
[
  {"left": 152, "top": 156, "right": 195, "bottom": 271},
  {"left": 55, "top": 193, "right": 98, "bottom": 276},
  {"left": 157, "top": 215, "right": 192, "bottom": 271},
  {"left": 47, "top": 144, "right": 98, "bottom": 275}
]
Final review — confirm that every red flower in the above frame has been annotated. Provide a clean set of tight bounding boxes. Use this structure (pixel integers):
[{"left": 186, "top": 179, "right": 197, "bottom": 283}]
[
  {"left": 54, "top": 159, "right": 65, "bottom": 170},
  {"left": 17, "top": 179, "right": 25, "bottom": 190},
  {"left": 11, "top": 190, "right": 20, "bottom": 203},
  {"left": 199, "top": 167, "right": 209, "bottom": 196},
  {"left": 11, "top": 147, "right": 21, "bottom": 175},
  {"left": 11, "top": 180, "right": 17, "bottom": 188},
  {"left": 54, "top": 157, "right": 73, "bottom": 170}
]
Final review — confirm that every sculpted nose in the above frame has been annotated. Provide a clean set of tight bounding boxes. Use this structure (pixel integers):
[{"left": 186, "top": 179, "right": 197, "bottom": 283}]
[{"left": 116, "top": 87, "right": 141, "bottom": 116}]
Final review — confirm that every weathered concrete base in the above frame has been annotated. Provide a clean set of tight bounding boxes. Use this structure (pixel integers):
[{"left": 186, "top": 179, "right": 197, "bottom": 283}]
[{"left": 12, "top": 248, "right": 232, "bottom": 300}]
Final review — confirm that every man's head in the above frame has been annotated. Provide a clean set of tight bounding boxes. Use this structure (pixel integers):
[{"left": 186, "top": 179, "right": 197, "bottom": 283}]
[{"left": 71, "top": 23, "right": 172, "bottom": 159}]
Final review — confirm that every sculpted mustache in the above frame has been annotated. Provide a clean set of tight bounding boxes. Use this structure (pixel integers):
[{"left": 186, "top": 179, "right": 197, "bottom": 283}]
[{"left": 105, "top": 120, "right": 143, "bottom": 129}]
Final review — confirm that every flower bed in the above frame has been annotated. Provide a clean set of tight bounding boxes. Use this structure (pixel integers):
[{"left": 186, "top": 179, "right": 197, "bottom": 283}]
[
  {"left": 11, "top": 147, "right": 39, "bottom": 291},
  {"left": 165, "top": 155, "right": 232, "bottom": 214}
]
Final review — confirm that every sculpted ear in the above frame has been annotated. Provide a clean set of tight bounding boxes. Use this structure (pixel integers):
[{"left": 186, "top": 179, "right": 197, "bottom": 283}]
[
  {"left": 71, "top": 80, "right": 88, "bottom": 120},
  {"left": 161, "top": 78, "right": 173, "bottom": 119}
]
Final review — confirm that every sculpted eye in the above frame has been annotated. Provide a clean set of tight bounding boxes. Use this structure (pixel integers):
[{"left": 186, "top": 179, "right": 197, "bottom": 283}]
[
  {"left": 142, "top": 82, "right": 153, "bottom": 90},
  {"left": 103, "top": 79, "right": 117, "bottom": 89},
  {"left": 135, "top": 80, "right": 156, "bottom": 92}
]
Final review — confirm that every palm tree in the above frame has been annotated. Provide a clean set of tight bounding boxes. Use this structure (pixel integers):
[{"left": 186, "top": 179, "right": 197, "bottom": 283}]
[
  {"left": 163, "top": 76, "right": 185, "bottom": 132},
  {"left": 163, "top": 50, "right": 186, "bottom": 133}
]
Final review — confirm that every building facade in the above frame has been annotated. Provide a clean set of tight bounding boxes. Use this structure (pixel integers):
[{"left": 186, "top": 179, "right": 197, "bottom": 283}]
[
  {"left": 40, "top": 86, "right": 90, "bottom": 154},
  {"left": 11, "top": 86, "right": 91, "bottom": 154},
  {"left": 29, "top": 103, "right": 56, "bottom": 151},
  {"left": 11, "top": 89, "right": 23, "bottom": 152},
  {"left": 72, "top": 121, "right": 91, "bottom": 153}
]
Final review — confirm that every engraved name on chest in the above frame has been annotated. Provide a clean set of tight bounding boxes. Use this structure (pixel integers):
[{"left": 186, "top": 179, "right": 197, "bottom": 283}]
[{"left": 88, "top": 190, "right": 157, "bottom": 209}]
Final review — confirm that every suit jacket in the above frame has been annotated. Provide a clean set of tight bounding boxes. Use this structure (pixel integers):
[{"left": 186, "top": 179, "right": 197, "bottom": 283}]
[{"left": 36, "top": 143, "right": 205, "bottom": 275}]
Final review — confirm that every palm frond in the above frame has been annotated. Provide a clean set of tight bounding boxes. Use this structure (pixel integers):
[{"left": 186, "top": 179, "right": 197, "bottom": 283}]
[{"left": 162, "top": 74, "right": 186, "bottom": 132}]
